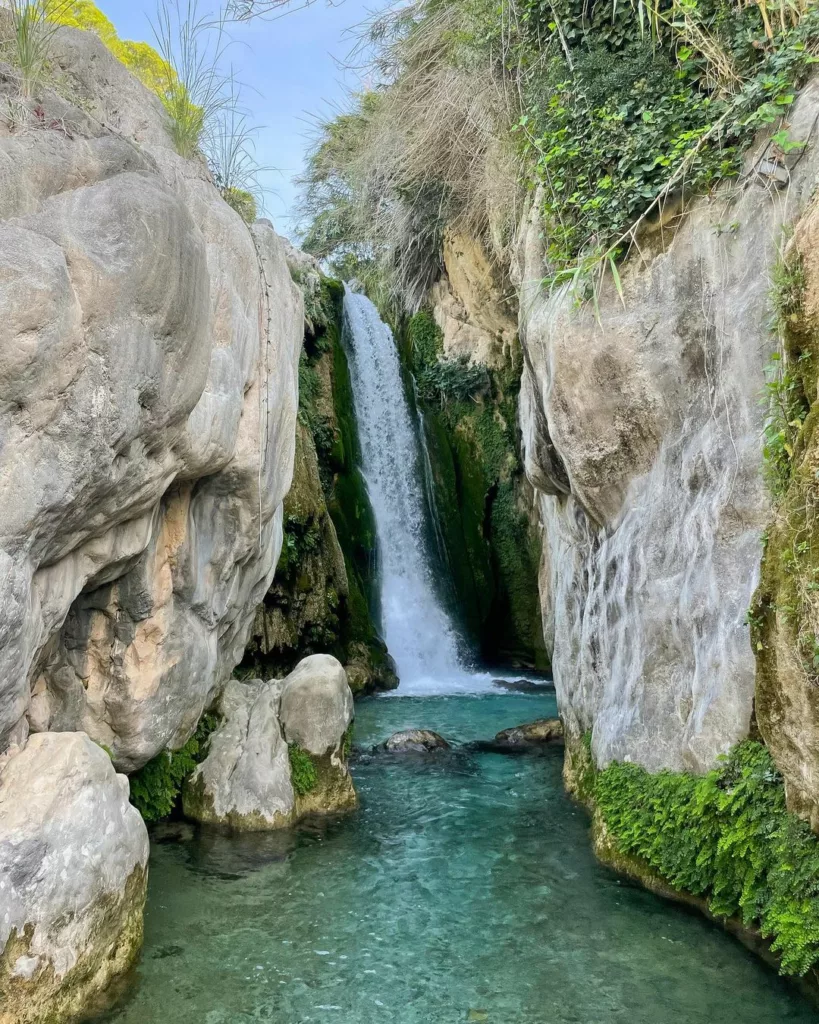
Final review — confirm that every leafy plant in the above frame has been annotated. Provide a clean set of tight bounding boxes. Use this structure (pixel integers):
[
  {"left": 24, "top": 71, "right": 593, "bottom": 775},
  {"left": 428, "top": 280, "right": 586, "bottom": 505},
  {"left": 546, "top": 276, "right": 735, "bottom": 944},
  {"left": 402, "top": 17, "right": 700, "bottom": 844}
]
[
  {"left": 594, "top": 741, "right": 819, "bottom": 976},
  {"left": 288, "top": 743, "right": 318, "bottom": 795},
  {"left": 129, "top": 712, "right": 220, "bottom": 822},
  {"left": 6, "top": 0, "right": 73, "bottom": 97},
  {"left": 416, "top": 355, "right": 490, "bottom": 406},
  {"left": 150, "top": 0, "right": 231, "bottom": 159}
]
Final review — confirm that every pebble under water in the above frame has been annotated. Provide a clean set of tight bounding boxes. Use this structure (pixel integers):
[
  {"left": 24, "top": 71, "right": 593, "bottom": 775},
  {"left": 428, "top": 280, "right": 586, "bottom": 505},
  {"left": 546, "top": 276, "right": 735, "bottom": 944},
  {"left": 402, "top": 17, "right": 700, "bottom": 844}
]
[{"left": 94, "top": 692, "right": 818, "bottom": 1024}]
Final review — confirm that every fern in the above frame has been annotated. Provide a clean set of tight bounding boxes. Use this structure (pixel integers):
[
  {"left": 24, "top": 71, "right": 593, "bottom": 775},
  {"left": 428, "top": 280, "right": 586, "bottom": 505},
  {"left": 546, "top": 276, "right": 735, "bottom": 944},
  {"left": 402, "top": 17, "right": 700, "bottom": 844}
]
[{"left": 594, "top": 741, "right": 819, "bottom": 977}]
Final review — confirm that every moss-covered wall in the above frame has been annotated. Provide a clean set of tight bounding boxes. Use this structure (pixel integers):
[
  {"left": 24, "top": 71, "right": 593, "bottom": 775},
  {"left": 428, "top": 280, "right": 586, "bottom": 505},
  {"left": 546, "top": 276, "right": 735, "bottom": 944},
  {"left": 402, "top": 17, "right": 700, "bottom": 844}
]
[
  {"left": 401, "top": 311, "right": 549, "bottom": 670},
  {"left": 242, "top": 278, "right": 397, "bottom": 694},
  {"left": 750, "top": 219, "right": 819, "bottom": 830}
]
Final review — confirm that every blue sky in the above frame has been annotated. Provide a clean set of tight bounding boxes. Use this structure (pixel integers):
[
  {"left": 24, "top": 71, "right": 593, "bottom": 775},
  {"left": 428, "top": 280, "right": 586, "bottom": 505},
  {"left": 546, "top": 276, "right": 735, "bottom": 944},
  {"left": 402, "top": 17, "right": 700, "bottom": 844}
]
[{"left": 99, "top": 0, "right": 378, "bottom": 239}]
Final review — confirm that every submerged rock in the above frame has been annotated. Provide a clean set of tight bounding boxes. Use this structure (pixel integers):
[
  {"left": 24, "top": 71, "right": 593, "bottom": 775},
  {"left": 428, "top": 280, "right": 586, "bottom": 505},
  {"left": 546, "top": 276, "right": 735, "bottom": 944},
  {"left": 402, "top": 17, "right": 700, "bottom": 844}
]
[
  {"left": 0, "top": 733, "right": 148, "bottom": 1024},
  {"left": 184, "top": 656, "right": 356, "bottom": 830},
  {"left": 473, "top": 718, "right": 564, "bottom": 753},
  {"left": 377, "top": 730, "right": 452, "bottom": 753}
]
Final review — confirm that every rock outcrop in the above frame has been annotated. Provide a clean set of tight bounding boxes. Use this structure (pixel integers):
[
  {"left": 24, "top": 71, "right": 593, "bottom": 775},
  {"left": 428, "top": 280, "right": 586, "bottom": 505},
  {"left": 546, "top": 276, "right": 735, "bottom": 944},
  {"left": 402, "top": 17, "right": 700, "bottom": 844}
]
[
  {"left": 184, "top": 655, "right": 356, "bottom": 829},
  {"left": 0, "top": 21, "right": 302, "bottom": 1019},
  {"left": 0, "top": 733, "right": 149, "bottom": 1024},
  {"left": 0, "top": 26, "right": 302, "bottom": 768},
  {"left": 515, "top": 81, "right": 819, "bottom": 777}
]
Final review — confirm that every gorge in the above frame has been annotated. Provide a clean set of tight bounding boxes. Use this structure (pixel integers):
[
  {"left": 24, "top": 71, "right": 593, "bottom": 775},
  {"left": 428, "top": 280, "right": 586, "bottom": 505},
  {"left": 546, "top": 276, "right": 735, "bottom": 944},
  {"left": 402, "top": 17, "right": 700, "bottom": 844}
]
[{"left": 3, "top": 1, "right": 819, "bottom": 1022}]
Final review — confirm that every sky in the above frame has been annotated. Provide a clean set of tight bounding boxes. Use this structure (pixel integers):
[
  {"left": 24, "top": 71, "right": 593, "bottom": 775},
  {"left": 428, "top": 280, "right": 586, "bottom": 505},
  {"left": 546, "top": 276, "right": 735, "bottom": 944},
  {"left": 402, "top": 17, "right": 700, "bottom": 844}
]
[{"left": 99, "top": 0, "right": 379, "bottom": 239}]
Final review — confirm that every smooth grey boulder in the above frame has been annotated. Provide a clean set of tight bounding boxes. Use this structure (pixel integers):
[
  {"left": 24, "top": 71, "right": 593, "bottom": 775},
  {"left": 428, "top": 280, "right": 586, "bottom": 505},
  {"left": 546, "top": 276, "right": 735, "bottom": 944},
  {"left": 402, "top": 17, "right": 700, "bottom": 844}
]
[
  {"left": 184, "top": 657, "right": 358, "bottom": 831},
  {"left": 378, "top": 729, "right": 451, "bottom": 753},
  {"left": 0, "top": 733, "right": 148, "bottom": 1024},
  {"left": 183, "top": 680, "right": 295, "bottom": 831},
  {"left": 279, "top": 654, "right": 354, "bottom": 756}
]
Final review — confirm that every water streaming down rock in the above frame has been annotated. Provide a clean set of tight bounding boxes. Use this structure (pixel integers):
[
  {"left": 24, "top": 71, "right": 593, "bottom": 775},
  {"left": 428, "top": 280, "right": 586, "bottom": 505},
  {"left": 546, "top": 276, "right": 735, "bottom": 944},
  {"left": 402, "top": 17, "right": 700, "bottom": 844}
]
[{"left": 342, "top": 288, "right": 486, "bottom": 693}]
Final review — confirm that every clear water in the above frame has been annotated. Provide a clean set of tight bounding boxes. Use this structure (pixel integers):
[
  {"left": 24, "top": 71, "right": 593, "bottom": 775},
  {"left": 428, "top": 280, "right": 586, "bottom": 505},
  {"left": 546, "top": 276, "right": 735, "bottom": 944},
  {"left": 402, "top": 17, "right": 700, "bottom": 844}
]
[
  {"left": 342, "top": 289, "right": 471, "bottom": 692},
  {"left": 95, "top": 693, "right": 817, "bottom": 1024}
]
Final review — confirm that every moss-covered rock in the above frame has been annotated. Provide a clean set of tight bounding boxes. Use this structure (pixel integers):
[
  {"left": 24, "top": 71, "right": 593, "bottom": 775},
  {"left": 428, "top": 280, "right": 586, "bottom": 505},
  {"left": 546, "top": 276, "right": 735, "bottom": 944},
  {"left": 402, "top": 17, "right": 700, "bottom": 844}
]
[
  {"left": 751, "top": 206, "right": 819, "bottom": 832},
  {"left": 402, "top": 310, "right": 548, "bottom": 669},
  {"left": 242, "top": 275, "right": 396, "bottom": 694}
]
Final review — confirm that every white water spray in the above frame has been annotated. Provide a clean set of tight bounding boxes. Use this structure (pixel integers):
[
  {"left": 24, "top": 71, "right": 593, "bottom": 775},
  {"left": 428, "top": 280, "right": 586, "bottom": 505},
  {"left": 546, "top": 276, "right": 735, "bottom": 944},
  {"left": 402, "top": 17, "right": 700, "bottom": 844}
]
[{"left": 342, "top": 288, "right": 493, "bottom": 694}]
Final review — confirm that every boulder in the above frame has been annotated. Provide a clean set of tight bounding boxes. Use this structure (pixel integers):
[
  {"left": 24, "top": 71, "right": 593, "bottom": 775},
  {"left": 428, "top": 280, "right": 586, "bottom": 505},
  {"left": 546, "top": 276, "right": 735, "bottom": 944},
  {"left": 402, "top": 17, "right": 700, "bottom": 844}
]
[
  {"left": 377, "top": 729, "right": 451, "bottom": 753},
  {"left": 184, "top": 657, "right": 357, "bottom": 830},
  {"left": 279, "top": 655, "right": 357, "bottom": 817},
  {"left": 279, "top": 654, "right": 354, "bottom": 756},
  {"left": 0, "top": 25, "right": 303, "bottom": 769},
  {"left": 0, "top": 733, "right": 149, "bottom": 1024},
  {"left": 182, "top": 680, "right": 295, "bottom": 831}
]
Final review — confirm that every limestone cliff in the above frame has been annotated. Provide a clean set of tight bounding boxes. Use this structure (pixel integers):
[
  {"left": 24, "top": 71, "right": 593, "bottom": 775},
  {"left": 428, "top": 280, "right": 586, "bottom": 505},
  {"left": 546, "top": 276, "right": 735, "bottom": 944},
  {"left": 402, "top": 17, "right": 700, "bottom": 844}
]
[
  {"left": 516, "top": 81, "right": 819, "bottom": 781},
  {"left": 0, "top": 22, "right": 302, "bottom": 1019}
]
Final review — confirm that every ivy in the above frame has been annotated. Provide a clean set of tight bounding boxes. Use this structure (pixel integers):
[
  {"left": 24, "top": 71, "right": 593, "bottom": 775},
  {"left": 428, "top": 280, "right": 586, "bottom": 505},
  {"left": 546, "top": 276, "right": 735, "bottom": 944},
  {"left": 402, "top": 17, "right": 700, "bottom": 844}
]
[
  {"left": 595, "top": 741, "right": 819, "bottom": 977},
  {"left": 129, "top": 712, "right": 220, "bottom": 823},
  {"left": 514, "top": 1, "right": 819, "bottom": 277}
]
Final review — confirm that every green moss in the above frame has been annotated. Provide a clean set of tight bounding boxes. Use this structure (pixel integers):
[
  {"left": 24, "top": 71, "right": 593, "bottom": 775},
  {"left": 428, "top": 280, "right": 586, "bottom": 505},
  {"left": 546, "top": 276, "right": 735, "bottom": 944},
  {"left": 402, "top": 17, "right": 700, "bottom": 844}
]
[
  {"left": 342, "top": 722, "right": 354, "bottom": 759},
  {"left": 405, "top": 314, "right": 546, "bottom": 668},
  {"left": 288, "top": 743, "right": 319, "bottom": 796},
  {"left": 591, "top": 741, "right": 819, "bottom": 977},
  {"left": 129, "top": 713, "right": 220, "bottom": 822},
  {"left": 406, "top": 310, "right": 442, "bottom": 373},
  {"left": 753, "top": 231, "right": 819, "bottom": 709}
]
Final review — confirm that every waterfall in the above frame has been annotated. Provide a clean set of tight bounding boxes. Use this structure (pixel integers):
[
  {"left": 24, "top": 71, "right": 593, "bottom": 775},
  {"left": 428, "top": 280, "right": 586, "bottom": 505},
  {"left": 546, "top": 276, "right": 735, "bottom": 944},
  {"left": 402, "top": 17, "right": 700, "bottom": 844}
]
[{"left": 342, "top": 288, "right": 488, "bottom": 694}]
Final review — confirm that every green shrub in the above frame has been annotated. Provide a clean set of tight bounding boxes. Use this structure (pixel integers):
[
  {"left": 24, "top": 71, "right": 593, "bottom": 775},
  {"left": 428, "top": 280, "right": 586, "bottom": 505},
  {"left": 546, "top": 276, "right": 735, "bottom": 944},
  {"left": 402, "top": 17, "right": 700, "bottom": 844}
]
[
  {"left": 595, "top": 741, "right": 819, "bottom": 976},
  {"left": 288, "top": 743, "right": 318, "bottom": 795},
  {"left": 406, "top": 310, "right": 442, "bottom": 373},
  {"left": 416, "top": 356, "right": 490, "bottom": 407},
  {"left": 220, "top": 185, "right": 257, "bottom": 224},
  {"left": 129, "top": 712, "right": 219, "bottom": 822}
]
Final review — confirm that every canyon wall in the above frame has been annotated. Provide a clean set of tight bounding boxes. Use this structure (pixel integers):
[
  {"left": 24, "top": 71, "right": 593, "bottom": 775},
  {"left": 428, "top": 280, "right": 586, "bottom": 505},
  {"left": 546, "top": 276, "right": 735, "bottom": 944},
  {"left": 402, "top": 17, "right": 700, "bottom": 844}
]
[
  {"left": 515, "top": 80, "right": 819, "bottom": 792},
  {"left": 0, "top": 24, "right": 302, "bottom": 1018}
]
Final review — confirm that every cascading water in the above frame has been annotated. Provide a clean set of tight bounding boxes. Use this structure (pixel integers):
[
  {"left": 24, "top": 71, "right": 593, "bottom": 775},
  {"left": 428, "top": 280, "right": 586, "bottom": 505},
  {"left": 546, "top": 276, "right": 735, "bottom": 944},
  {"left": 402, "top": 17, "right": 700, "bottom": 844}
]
[{"left": 342, "top": 287, "right": 487, "bottom": 693}]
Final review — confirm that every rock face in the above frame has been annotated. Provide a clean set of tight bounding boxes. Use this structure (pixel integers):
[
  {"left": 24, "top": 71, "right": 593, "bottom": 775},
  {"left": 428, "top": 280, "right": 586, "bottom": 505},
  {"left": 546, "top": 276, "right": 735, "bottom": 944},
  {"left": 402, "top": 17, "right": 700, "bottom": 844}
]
[
  {"left": 184, "top": 656, "right": 356, "bottom": 829},
  {"left": 515, "top": 80, "right": 819, "bottom": 775},
  {"left": 0, "top": 733, "right": 149, "bottom": 1024},
  {"left": 428, "top": 229, "right": 518, "bottom": 368},
  {"left": 378, "top": 730, "right": 451, "bottom": 753},
  {"left": 753, "top": 187, "right": 819, "bottom": 830},
  {"left": 0, "top": 25, "right": 302, "bottom": 769}
]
